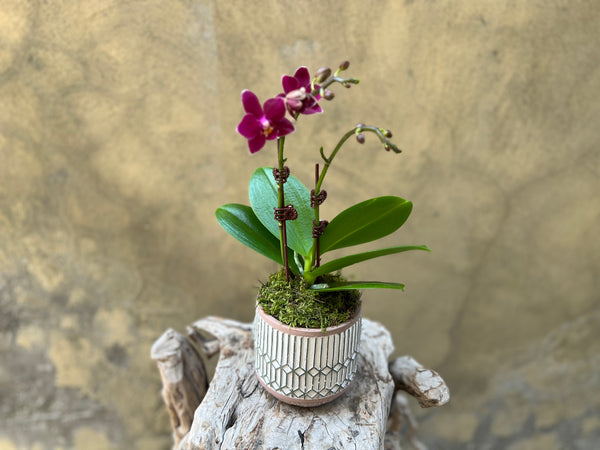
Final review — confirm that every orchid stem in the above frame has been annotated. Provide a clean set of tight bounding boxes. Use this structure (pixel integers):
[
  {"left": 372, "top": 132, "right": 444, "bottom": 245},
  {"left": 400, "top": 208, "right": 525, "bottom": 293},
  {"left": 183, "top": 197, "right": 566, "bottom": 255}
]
[
  {"left": 317, "top": 125, "right": 400, "bottom": 193},
  {"left": 277, "top": 137, "right": 291, "bottom": 282},
  {"left": 304, "top": 125, "right": 400, "bottom": 276},
  {"left": 313, "top": 164, "right": 321, "bottom": 269},
  {"left": 315, "top": 128, "right": 355, "bottom": 193}
]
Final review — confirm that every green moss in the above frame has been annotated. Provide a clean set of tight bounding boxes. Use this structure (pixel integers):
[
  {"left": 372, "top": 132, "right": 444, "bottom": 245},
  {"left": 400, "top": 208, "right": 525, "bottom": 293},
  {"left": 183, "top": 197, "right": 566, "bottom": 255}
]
[{"left": 256, "top": 270, "right": 361, "bottom": 330}]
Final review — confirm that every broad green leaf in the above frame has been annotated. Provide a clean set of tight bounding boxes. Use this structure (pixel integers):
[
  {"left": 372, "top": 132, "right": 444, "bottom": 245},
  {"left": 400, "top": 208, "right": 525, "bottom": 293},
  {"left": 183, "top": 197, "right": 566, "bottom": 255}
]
[
  {"left": 249, "top": 167, "right": 314, "bottom": 256},
  {"left": 215, "top": 203, "right": 299, "bottom": 274},
  {"left": 310, "top": 281, "right": 405, "bottom": 291},
  {"left": 305, "top": 245, "right": 430, "bottom": 282},
  {"left": 320, "top": 196, "right": 413, "bottom": 253}
]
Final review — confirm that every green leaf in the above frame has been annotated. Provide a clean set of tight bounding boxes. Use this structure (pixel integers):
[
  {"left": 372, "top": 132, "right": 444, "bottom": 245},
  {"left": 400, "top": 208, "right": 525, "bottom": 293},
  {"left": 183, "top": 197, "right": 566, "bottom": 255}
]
[
  {"left": 320, "top": 196, "right": 413, "bottom": 253},
  {"left": 249, "top": 167, "right": 314, "bottom": 257},
  {"left": 215, "top": 203, "right": 299, "bottom": 274},
  {"left": 310, "top": 281, "right": 405, "bottom": 292},
  {"left": 305, "top": 245, "right": 430, "bottom": 281}
]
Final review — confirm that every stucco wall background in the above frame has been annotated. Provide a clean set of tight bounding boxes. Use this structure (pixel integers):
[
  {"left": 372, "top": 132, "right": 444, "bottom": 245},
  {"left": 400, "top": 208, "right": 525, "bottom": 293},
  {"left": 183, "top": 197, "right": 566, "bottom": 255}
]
[{"left": 1, "top": 1, "right": 599, "bottom": 449}]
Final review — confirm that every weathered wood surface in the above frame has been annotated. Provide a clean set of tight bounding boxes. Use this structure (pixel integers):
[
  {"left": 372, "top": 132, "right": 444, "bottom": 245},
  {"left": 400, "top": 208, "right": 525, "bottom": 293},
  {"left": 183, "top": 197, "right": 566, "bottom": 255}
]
[
  {"left": 389, "top": 356, "right": 450, "bottom": 408},
  {"left": 151, "top": 317, "right": 449, "bottom": 449},
  {"left": 150, "top": 328, "right": 209, "bottom": 447}
]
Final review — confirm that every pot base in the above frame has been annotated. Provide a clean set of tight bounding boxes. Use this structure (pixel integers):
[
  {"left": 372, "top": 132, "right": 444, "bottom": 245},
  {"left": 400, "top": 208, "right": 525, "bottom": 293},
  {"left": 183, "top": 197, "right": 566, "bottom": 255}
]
[{"left": 255, "top": 370, "right": 355, "bottom": 407}]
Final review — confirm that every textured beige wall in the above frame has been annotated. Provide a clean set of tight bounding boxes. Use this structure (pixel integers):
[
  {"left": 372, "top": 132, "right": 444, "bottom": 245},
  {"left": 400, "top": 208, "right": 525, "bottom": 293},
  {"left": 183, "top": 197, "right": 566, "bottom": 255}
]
[{"left": 1, "top": 0, "right": 599, "bottom": 448}]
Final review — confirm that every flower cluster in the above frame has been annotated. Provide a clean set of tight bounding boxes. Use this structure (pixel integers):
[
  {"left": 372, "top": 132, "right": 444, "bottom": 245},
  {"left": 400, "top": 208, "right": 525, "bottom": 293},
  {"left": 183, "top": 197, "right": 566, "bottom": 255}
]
[{"left": 236, "top": 66, "right": 336, "bottom": 153}]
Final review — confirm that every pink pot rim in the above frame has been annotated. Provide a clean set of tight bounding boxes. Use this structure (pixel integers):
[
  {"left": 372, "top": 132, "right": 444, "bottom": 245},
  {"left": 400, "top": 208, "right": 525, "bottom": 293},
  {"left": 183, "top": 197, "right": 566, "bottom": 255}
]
[{"left": 255, "top": 304, "right": 362, "bottom": 337}]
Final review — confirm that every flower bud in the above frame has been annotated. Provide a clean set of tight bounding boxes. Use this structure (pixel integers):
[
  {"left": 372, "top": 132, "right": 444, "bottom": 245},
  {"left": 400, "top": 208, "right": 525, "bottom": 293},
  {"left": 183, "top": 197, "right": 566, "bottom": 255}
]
[
  {"left": 356, "top": 123, "right": 365, "bottom": 129},
  {"left": 315, "top": 67, "right": 331, "bottom": 83},
  {"left": 384, "top": 130, "right": 393, "bottom": 138},
  {"left": 384, "top": 144, "right": 391, "bottom": 151},
  {"left": 339, "top": 60, "right": 350, "bottom": 71},
  {"left": 356, "top": 134, "right": 366, "bottom": 144},
  {"left": 323, "top": 89, "right": 335, "bottom": 100}
]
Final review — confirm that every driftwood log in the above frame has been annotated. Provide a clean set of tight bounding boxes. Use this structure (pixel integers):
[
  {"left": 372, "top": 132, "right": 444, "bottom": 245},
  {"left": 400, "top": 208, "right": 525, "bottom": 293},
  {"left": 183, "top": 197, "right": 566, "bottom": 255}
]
[{"left": 151, "top": 317, "right": 449, "bottom": 449}]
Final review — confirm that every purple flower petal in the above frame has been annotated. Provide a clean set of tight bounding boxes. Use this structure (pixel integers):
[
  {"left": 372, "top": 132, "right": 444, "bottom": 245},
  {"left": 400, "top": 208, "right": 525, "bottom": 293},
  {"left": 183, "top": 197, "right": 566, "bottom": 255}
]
[
  {"left": 241, "top": 90, "right": 262, "bottom": 117},
  {"left": 237, "top": 114, "right": 260, "bottom": 138},
  {"left": 248, "top": 134, "right": 266, "bottom": 153},
  {"left": 302, "top": 103, "right": 323, "bottom": 115},
  {"left": 294, "top": 67, "right": 311, "bottom": 88},
  {"left": 282, "top": 75, "right": 299, "bottom": 94},
  {"left": 263, "top": 97, "right": 286, "bottom": 121},
  {"left": 275, "top": 118, "right": 295, "bottom": 136}
]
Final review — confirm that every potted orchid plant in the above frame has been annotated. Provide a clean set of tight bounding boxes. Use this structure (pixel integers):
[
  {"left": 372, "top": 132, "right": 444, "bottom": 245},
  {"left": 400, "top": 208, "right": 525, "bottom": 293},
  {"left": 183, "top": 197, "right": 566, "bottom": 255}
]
[{"left": 216, "top": 61, "right": 429, "bottom": 406}]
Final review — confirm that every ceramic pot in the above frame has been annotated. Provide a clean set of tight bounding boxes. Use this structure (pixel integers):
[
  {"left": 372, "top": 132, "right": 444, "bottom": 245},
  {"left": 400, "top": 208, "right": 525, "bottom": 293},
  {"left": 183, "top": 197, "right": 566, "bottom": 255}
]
[{"left": 253, "top": 304, "right": 362, "bottom": 407}]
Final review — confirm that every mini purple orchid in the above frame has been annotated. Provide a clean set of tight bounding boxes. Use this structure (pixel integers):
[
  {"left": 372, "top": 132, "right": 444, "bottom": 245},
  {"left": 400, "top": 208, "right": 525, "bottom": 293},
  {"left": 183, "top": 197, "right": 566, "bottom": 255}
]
[
  {"left": 223, "top": 61, "right": 418, "bottom": 291},
  {"left": 237, "top": 90, "right": 295, "bottom": 153},
  {"left": 280, "top": 66, "right": 322, "bottom": 116}
]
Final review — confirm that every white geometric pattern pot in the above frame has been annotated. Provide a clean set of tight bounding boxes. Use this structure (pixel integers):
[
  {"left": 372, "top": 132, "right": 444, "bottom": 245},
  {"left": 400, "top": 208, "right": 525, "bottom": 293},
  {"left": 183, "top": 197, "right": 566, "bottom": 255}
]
[{"left": 253, "top": 305, "right": 362, "bottom": 407}]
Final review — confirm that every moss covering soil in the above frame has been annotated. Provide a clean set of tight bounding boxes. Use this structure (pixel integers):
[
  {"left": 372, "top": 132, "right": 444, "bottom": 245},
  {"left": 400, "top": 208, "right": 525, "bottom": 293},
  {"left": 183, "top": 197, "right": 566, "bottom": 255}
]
[{"left": 256, "top": 270, "right": 361, "bottom": 330}]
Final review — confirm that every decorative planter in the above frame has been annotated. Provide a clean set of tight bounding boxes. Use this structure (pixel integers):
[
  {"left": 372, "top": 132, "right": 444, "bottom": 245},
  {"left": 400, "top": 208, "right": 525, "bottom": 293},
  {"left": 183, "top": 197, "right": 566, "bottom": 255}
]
[{"left": 253, "top": 304, "right": 362, "bottom": 407}]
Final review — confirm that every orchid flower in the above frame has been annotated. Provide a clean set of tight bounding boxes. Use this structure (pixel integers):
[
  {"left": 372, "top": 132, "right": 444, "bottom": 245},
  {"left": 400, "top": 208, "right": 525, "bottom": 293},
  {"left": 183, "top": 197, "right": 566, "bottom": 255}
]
[
  {"left": 280, "top": 66, "right": 322, "bottom": 116},
  {"left": 236, "top": 90, "right": 295, "bottom": 153}
]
